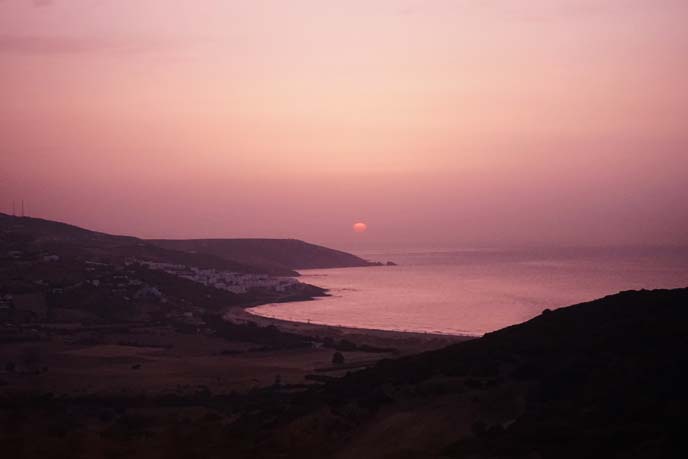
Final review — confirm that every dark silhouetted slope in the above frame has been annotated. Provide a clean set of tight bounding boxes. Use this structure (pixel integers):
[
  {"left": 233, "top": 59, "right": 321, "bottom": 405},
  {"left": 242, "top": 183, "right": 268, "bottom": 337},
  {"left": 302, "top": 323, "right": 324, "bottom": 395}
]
[
  {"left": 148, "top": 238, "right": 375, "bottom": 271},
  {"left": 0, "top": 213, "right": 294, "bottom": 274},
  {"left": 230, "top": 288, "right": 688, "bottom": 458}
]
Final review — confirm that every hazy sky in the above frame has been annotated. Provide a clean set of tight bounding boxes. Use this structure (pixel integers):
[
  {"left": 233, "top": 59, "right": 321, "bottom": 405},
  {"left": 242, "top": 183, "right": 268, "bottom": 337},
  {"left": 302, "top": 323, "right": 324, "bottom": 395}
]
[{"left": 1, "top": 0, "right": 687, "bottom": 249}]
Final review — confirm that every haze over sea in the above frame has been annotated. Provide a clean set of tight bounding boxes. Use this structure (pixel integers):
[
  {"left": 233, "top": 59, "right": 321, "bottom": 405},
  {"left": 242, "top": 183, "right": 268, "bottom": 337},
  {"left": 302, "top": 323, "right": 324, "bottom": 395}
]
[{"left": 248, "top": 247, "right": 688, "bottom": 336}]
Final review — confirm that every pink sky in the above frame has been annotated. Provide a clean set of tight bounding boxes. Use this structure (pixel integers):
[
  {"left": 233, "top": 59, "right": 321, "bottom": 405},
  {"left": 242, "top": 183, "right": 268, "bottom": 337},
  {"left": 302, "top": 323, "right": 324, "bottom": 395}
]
[{"left": 1, "top": 0, "right": 687, "bottom": 249}]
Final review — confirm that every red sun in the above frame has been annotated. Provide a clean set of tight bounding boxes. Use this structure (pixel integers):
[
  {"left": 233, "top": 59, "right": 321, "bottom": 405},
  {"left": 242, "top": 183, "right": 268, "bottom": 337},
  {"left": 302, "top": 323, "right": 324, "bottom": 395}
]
[{"left": 353, "top": 222, "right": 368, "bottom": 233}]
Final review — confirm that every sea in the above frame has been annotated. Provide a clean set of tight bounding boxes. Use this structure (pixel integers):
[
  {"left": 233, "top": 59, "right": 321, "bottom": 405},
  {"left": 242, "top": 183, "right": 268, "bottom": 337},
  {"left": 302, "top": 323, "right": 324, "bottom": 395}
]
[{"left": 247, "top": 247, "right": 688, "bottom": 336}]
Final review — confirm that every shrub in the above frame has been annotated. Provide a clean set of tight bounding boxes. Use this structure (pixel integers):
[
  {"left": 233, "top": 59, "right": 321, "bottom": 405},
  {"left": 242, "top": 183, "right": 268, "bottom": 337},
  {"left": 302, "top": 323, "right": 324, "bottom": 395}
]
[
  {"left": 21, "top": 346, "right": 41, "bottom": 369},
  {"left": 471, "top": 420, "right": 487, "bottom": 436},
  {"left": 332, "top": 352, "right": 345, "bottom": 365}
]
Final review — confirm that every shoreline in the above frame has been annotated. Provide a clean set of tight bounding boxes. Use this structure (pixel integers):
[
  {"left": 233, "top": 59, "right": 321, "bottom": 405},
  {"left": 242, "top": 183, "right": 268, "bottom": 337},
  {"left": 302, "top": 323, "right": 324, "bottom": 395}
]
[
  {"left": 226, "top": 266, "right": 483, "bottom": 343},
  {"left": 223, "top": 299, "right": 474, "bottom": 352},
  {"left": 244, "top": 305, "right": 483, "bottom": 338}
]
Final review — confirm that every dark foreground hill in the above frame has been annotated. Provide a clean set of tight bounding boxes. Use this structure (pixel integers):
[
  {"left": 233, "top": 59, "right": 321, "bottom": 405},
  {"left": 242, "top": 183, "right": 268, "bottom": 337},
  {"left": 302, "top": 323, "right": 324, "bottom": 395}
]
[
  {"left": 229, "top": 288, "right": 688, "bottom": 458},
  {"left": 149, "top": 238, "right": 376, "bottom": 271},
  {"left": 2, "top": 288, "right": 685, "bottom": 458}
]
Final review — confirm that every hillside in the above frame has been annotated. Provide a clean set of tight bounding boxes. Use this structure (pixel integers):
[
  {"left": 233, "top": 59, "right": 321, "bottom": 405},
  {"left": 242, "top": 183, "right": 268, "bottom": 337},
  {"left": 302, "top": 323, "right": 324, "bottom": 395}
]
[
  {"left": 148, "top": 238, "right": 376, "bottom": 271},
  {"left": 228, "top": 288, "right": 688, "bottom": 458},
  {"left": 0, "top": 214, "right": 377, "bottom": 277},
  {"left": 0, "top": 213, "right": 332, "bottom": 323},
  {"left": 1, "top": 254, "right": 685, "bottom": 459},
  {"left": 0, "top": 213, "right": 291, "bottom": 275}
]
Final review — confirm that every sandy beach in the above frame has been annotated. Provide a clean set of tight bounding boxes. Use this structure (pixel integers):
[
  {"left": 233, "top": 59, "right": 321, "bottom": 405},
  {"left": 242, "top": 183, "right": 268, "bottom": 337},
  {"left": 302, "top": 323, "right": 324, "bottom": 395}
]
[{"left": 224, "top": 304, "right": 472, "bottom": 355}]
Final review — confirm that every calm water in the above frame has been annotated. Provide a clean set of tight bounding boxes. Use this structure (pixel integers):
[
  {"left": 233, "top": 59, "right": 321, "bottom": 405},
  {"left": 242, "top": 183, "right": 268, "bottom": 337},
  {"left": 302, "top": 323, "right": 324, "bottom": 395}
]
[{"left": 248, "top": 247, "right": 688, "bottom": 336}]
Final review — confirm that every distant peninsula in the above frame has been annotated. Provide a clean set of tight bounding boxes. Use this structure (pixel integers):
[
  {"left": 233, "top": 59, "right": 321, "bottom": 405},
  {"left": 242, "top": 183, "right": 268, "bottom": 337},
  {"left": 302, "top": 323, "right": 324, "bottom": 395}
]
[
  {"left": 0, "top": 213, "right": 381, "bottom": 324},
  {"left": 147, "top": 238, "right": 378, "bottom": 274},
  {"left": 0, "top": 213, "right": 378, "bottom": 276}
]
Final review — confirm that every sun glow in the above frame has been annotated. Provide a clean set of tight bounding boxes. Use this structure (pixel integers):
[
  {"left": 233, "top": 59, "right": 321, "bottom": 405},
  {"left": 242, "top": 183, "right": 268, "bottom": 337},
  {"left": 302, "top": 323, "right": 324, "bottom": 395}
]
[{"left": 353, "top": 222, "right": 367, "bottom": 233}]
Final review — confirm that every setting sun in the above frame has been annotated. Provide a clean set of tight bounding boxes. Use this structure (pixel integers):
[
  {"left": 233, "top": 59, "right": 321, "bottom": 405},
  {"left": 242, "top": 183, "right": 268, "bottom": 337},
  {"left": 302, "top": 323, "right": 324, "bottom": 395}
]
[{"left": 353, "top": 222, "right": 368, "bottom": 233}]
